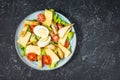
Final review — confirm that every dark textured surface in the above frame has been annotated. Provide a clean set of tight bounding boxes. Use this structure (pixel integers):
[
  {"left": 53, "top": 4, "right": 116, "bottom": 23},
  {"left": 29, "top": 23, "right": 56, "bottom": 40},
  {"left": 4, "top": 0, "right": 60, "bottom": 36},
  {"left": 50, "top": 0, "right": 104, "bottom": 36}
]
[{"left": 0, "top": 0, "right": 120, "bottom": 80}]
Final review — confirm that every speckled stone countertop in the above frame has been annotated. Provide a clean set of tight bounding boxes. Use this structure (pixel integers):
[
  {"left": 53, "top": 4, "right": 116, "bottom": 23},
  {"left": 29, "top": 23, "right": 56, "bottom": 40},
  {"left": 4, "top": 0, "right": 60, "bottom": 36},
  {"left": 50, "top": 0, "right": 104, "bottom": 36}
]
[{"left": 0, "top": 0, "right": 120, "bottom": 80}]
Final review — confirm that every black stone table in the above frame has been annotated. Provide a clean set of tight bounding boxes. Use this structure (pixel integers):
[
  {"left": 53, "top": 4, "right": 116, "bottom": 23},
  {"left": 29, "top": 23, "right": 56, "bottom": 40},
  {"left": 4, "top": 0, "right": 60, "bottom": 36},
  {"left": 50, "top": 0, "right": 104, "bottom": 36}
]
[{"left": 0, "top": 0, "right": 120, "bottom": 80}]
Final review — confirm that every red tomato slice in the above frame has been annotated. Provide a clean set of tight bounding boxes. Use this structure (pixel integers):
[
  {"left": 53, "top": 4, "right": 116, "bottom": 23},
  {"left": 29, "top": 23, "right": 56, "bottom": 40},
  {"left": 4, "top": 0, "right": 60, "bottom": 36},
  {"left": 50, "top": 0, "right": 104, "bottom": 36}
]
[
  {"left": 30, "top": 25, "right": 36, "bottom": 33},
  {"left": 37, "top": 13, "right": 45, "bottom": 23},
  {"left": 43, "top": 55, "right": 52, "bottom": 65},
  {"left": 52, "top": 34, "right": 59, "bottom": 42},
  {"left": 27, "top": 53, "right": 37, "bottom": 61},
  {"left": 64, "top": 40, "right": 69, "bottom": 48}
]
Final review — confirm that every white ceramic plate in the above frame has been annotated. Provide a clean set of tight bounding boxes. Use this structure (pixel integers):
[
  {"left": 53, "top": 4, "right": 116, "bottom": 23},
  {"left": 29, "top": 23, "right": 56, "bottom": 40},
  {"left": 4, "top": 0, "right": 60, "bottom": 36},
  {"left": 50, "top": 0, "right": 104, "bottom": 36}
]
[{"left": 15, "top": 10, "right": 77, "bottom": 70}]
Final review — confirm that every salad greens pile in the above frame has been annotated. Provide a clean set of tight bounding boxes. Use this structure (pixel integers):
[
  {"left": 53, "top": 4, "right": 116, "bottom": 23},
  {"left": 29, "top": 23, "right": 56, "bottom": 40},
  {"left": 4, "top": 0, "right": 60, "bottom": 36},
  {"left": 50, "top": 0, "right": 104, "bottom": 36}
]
[{"left": 17, "top": 9, "right": 75, "bottom": 69}]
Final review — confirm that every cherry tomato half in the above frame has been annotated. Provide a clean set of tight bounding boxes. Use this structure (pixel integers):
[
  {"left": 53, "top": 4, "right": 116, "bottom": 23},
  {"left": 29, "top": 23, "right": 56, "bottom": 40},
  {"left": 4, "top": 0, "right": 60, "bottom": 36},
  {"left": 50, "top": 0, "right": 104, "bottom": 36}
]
[
  {"left": 64, "top": 40, "right": 69, "bottom": 48},
  {"left": 37, "top": 13, "right": 45, "bottom": 23},
  {"left": 52, "top": 34, "right": 59, "bottom": 42},
  {"left": 27, "top": 53, "right": 37, "bottom": 61},
  {"left": 43, "top": 55, "right": 52, "bottom": 65},
  {"left": 30, "top": 25, "right": 36, "bottom": 33}
]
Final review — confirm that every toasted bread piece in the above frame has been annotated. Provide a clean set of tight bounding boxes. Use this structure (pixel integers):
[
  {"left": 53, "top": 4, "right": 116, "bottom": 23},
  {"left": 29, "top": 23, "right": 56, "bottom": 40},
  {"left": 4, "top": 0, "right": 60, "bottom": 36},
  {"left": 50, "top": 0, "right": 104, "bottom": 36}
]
[
  {"left": 58, "top": 24, "right": 73, "bottom": 38},
  {"left": 45, "top": 48, "right": 60, "bottom": 63},
  {"left": 38, "top": 55, "right": 43, "bottom": 68},
  {"left": 58, "top": 43, "right": 71, "bottom": 58},
  {"left": 17, "top": 32, "right": 31, "bottom": 47},
  {"left": 20, "top": 25, "right": 29, "bottom": 37},
  {"left": 24, "top": 20, "right": 39, "bottom": 25},
  {"left": 42, "top": 9, "right": 53, "bottom": 27},
  {"left": 57, "top": 47, "right": 64, "bottom": 59},
  {"left": 26, "top": 45, "right": 41, "bottom": 55}
]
